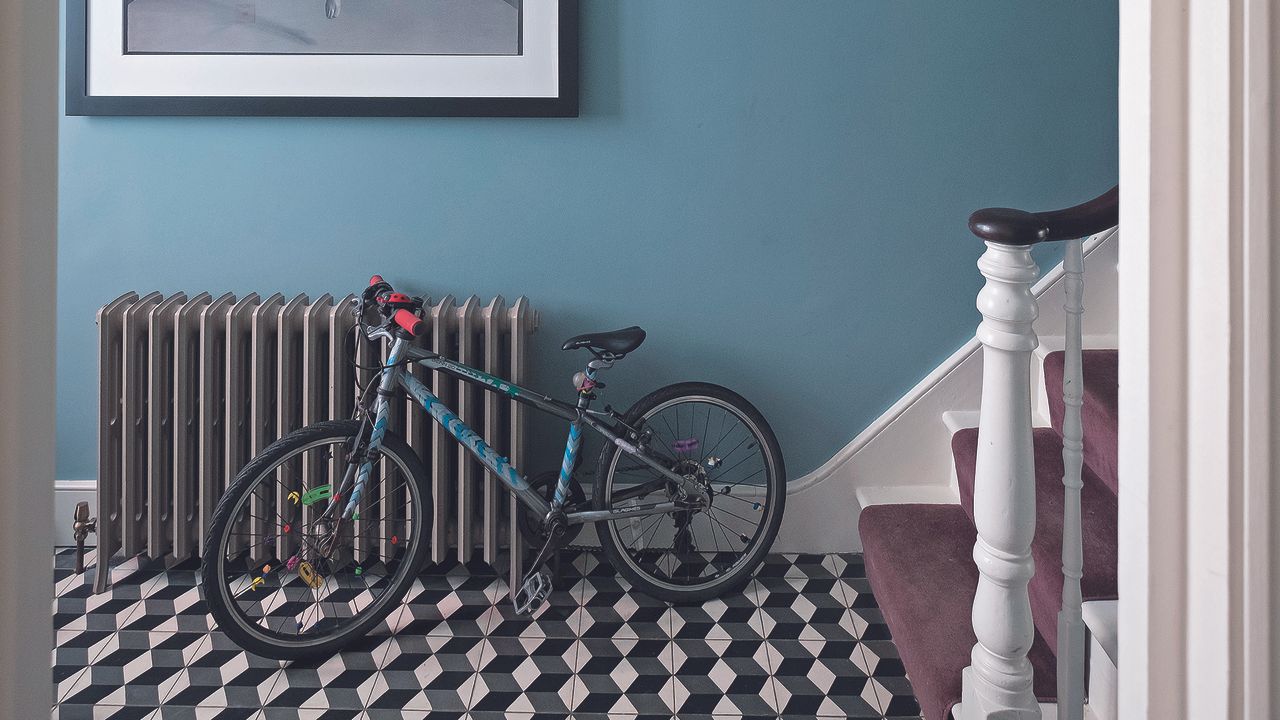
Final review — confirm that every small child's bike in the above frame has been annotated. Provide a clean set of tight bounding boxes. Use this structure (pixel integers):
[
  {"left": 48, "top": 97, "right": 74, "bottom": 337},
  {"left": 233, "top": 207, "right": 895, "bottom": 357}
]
[{"left": 201, "top": 276, "right": 786, "bottom": 659}]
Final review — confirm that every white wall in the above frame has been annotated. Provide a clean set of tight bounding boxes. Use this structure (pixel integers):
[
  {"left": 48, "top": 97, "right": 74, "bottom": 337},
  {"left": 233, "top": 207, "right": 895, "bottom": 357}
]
[{"left": 0, "top": 0, "right": 58, "bottom": 715}]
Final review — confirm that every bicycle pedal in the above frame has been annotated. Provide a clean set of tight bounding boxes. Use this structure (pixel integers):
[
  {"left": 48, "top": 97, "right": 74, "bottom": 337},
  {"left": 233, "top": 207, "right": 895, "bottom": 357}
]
[{"left": 513, "top": 571, "right": 552, "bottom": 615}]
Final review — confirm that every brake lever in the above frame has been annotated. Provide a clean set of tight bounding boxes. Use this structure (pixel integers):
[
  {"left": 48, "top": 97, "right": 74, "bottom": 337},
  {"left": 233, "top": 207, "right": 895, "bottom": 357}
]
[{"left": 350, "top": 295, "right": 386, "bottom": 334}]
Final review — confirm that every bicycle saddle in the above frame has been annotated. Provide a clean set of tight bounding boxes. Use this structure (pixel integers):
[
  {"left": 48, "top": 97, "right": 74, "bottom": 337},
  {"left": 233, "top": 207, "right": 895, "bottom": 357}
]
[{"left": 561, "top": 326, "right": 646, "bottom": 356}]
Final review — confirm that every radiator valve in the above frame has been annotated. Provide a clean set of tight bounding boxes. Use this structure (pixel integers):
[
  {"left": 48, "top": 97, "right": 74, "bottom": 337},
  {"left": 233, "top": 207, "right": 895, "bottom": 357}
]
[{"left": 72, "top": 501, "right": 97, "bottom": 575}]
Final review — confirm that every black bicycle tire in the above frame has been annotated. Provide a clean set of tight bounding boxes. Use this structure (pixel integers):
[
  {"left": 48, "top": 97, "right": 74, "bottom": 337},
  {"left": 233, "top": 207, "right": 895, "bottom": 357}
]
[
  {"left": 200, "top": 419, "right": 432, "bottom": 660},
  {"left": 593, "top": 382, "right": 786, "bottom": 604}
]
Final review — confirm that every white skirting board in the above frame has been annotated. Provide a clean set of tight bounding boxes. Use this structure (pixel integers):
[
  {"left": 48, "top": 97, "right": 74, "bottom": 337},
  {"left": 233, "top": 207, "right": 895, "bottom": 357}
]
[
  {"left": 54, "top": 230, "right": 1118, "bottom": 554},
  {"left": 773, "top": 228, "right": 1118, "bottom": 553},
  {"left": 53, "top": 480, "right": 97, "bottom": 548}
]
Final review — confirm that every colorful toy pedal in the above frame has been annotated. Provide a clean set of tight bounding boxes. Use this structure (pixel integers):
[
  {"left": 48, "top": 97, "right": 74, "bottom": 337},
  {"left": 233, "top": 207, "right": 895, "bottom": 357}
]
[
  {"left": 301, "top": 485, "right": 332, "bottom": 506},
  {"left": 671, "top": 438, "right": 700, "bottom": 454},
  {"left": 298, "top": 561, "right": 324, "bottom": 589}
]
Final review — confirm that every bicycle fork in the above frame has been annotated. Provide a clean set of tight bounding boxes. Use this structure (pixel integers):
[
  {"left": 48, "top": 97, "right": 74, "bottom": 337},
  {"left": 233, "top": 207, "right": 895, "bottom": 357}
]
[{"left": 311, "top": 346, "right": 400, "bottom": 560}]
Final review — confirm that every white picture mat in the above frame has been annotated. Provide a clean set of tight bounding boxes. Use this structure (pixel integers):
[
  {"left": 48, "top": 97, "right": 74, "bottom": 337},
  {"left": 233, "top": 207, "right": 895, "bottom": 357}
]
[{"left": 87, "top": 0, "right": 560, "bottom": 98}]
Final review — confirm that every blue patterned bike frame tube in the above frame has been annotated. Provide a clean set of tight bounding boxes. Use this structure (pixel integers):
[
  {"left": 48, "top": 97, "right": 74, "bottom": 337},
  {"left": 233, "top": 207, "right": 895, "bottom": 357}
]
[
  {"left": 342, "top": 336, "right": 404, "bottom": 518},
  {"left": 393, "top": 347, "right": 552, "bottom": 519},
  {"left": 554, "top": 422, "right": 581, "bottom": 506},
  {"left": 353, "top": 336, "right": 697, "bottom": 529}
]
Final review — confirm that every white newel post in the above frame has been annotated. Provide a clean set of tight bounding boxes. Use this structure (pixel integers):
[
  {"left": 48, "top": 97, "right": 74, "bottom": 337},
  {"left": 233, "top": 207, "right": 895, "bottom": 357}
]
[
  {"left": 961, "top": 241, "right": 1041, "bottom": 720},
  {"left": 1057, "top": 238, "right": 1086, "bottom": 719}
]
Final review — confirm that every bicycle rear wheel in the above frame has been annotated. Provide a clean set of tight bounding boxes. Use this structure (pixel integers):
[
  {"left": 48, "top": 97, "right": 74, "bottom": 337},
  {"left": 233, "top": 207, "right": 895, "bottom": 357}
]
[
  {"left": 200, "top": 420, "right": 431, "bottom": 660},
  {"left": 594, "top": 382, "right": 786, "bottom": 603}
]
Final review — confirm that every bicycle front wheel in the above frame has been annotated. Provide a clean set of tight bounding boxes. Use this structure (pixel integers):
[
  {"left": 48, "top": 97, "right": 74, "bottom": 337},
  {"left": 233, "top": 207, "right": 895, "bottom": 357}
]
[
  {"left": 594, "top": 382, "right": 786, "bottom": 603},
  {"left": 200, "top": 420, "right": 431, "bottom": 660}
]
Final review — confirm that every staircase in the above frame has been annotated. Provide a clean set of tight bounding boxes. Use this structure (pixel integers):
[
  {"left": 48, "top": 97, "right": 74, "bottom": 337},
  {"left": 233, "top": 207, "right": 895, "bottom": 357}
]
[{"left": 858, "top": 188, "right": 1119, "bottom": 720}]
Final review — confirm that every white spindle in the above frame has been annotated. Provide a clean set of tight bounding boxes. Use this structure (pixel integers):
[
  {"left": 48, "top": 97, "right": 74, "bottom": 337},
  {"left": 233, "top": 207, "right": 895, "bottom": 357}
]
[
  {"left": 1057, "top": 237, "right": 1086, "bottom": 719},
  {"left": 961, "top": 241, "right": 1041, "bottom": 720}
]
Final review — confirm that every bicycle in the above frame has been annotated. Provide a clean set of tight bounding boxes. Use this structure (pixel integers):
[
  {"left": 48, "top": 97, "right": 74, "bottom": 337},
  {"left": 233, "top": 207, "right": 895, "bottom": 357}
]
[{"left": 200, "top": 275, "right": 786, "bottom": 659}]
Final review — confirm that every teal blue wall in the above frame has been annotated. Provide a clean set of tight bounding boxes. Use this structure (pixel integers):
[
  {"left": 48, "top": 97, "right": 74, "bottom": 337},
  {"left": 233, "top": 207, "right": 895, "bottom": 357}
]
[{"left": 57, "top": 1, "right": 1117, "bottom": 482}]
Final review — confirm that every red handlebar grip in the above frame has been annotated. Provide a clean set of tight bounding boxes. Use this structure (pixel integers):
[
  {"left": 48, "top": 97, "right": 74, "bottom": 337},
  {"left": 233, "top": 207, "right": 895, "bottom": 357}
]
[
  {"left": 393, "top": 308, "right": 424, "bottom": 336},
  {"left": 369, "top": 275, "right": 385, "bottom": 287}
]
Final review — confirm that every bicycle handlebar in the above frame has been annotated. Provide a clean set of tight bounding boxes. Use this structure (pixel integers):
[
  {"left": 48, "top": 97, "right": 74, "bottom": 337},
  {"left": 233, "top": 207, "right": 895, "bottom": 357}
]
[
  {"left": 392, "top": 308, "right": 424, "bottom": 336},
  {"left": 359, "top": 275, "right": 424, "bottom": 338}
]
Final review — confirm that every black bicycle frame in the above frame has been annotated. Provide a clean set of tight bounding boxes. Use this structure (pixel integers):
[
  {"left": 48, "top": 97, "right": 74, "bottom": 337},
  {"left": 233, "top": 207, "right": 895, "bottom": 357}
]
[{"left": 343, "top": 335, "right": 695, "bottom": 529}]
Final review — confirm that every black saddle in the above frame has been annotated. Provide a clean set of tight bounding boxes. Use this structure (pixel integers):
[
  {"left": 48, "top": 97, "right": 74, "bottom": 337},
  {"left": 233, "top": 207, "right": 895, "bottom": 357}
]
[{"left": 561, "top": 326, "right": 646, "bottom": 357}]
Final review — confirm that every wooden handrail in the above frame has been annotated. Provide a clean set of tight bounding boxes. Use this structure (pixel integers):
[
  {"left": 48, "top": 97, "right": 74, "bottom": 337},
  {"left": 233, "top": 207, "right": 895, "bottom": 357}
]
[{"left": 968, "top": 186, "right": 1118, "bottom": 245}]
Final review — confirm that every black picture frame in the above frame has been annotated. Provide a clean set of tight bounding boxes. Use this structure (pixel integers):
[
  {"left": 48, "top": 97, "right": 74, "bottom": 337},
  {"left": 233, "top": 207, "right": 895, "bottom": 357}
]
[{"left": 66, "top": 0, "right": 578, "bottom": 117}]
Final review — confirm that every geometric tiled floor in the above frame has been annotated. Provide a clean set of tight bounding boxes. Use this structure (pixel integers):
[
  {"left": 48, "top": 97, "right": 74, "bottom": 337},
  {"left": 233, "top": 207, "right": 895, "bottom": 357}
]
[{"left": 53, "top": 548, "right": 922, "bottom": 719}]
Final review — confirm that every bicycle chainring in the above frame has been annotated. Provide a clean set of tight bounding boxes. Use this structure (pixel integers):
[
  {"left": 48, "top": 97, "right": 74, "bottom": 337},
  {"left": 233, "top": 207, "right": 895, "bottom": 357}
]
[{"left": 517, "top": 470, "right": 587, "bottom": 547}]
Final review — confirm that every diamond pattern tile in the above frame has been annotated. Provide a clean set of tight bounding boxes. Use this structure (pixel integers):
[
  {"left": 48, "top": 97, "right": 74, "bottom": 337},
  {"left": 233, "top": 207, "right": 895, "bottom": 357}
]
[
  {"left": 50, "top": 548, "right": 918, "bottom": 717},
  {"left": 755, "top": 575, "right": 863, "bottom": 642},
  {"left": 571, "top": 637, "right": 672, "bottom": 715},
  {"left": 362, "top": 634, "right": 485, "bottom": 712},
  {"left": 576, "top": 576, "right": 669, "bottom": 640},
  {"left": 765, "top": 638, "right": 880, "bottom": 717},
  {"left": 666, "top": 580, "right": 764, "bottom": 641},
  {"left": 668, "top": 638, "right": 775, "bottom": 716},
  {"left": 469, "top": 636, "right": 577, "bottom": 714}
]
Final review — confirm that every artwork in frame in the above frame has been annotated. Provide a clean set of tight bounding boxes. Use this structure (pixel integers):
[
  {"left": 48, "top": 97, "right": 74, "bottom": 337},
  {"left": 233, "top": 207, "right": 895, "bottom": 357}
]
[{"left": 66, "top": 0, "right": 577, "bottom": 117}]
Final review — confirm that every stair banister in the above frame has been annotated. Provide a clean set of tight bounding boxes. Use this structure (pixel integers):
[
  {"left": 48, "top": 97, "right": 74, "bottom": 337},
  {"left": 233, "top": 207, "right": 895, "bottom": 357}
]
[
  {"left": 1056, "top": 237, "right": 1086, "bottom": 720},
  {"left": 961, "top": 187, "right": 1118, "bottom": 720},
  {"left": 960, "top": 236, "right": 1042, "bottom": 720}
]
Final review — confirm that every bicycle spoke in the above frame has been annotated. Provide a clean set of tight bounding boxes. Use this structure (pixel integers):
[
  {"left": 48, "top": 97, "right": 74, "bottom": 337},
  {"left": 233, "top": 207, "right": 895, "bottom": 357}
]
[
  {"left": 213, "top": 433, "right": 422, "bottom": 647},
  {"left": 705, "top": 511, "right": 752, "bottom": 547},
  {"left": 604, "top": 395, "right": 774, "bottom": 589},
  {"left": 705, "top": 503, "right": 759, "bottom": 528},
  {"left": 715, "top": 487, "right": 766, "bottom": 505},
  {"left": 717, "top": 465, "right": 767, "bottom": 489}
]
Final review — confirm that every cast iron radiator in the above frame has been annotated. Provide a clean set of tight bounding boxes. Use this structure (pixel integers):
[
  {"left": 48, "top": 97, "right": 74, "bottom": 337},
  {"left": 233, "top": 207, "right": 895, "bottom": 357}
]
[{"left": 93, "top": 290, "right": 538, "bottom": 593}]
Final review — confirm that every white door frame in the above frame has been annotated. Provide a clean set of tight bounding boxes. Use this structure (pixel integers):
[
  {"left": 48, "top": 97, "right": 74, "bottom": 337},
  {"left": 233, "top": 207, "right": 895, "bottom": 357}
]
[
  {"left": 0, "top": 0, "right": 58, "bottom": 716},
  {"left": 1117, "top": 0, "right": 1274, "bottom": 717}
]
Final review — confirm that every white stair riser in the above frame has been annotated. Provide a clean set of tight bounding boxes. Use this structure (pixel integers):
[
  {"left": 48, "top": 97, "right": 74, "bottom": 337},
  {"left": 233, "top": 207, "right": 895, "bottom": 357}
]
[
  {"left": 1086, "top": 632, "right": 1118, "bottom": 720},
  {"left": 1082, "top": 599, "right": 1118, "bottom": 720}
]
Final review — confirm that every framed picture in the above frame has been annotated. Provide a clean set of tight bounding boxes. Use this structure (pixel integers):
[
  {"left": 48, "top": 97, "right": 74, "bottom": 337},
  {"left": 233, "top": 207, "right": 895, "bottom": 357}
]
[{"left": 66, "top": 0, "right": 577, "bottom": 117}]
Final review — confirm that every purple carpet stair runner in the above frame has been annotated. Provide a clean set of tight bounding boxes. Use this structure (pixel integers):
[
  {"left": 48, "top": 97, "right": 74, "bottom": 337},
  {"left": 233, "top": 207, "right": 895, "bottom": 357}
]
[{"left": 859, "top": 350, "right": 1118, "bottom": 720}]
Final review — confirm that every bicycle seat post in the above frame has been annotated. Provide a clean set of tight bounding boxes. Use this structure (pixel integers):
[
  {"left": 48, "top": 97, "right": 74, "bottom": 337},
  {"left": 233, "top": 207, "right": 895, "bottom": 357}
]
[{"left": 574, "top": 355, "right": 613, "bottom": 405}]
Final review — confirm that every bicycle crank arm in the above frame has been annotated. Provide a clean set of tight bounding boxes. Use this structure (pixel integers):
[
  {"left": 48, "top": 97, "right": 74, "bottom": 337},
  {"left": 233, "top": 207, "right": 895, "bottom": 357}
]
[{"left": 513, "top": 517, "right": 566, "bottom": 615}]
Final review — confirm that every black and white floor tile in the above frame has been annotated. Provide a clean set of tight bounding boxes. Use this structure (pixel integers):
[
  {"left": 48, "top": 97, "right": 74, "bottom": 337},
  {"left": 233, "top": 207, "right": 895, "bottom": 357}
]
[{"left": 52, "top": 548, "right": 922, "bottom": 719}]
